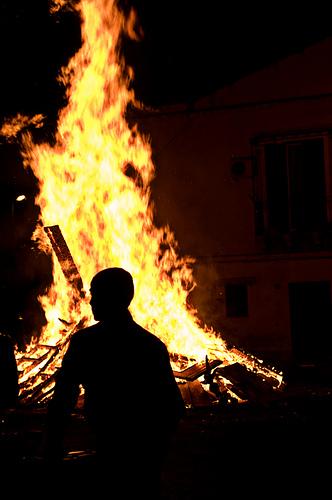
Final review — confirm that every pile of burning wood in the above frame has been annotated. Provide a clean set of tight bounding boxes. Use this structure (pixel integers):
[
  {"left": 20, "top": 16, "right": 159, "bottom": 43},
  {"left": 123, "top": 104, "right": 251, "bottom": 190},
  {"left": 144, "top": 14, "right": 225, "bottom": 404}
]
[
  {"left": 17, "top": 342, "right": 283, "bottom": 408},
  {"left": 16, "top": 226, "right": 284, "bottom": 409}
]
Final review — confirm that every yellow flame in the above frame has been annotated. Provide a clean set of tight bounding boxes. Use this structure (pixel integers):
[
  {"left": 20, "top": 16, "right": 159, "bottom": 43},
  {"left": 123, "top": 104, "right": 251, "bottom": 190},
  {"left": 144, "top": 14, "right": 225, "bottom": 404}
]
[{"left": 15, "top": 0, "right": 283, "bottom": 396}]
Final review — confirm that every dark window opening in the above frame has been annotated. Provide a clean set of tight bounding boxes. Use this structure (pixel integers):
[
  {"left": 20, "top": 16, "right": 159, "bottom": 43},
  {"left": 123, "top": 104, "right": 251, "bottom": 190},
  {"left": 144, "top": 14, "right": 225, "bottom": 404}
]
[
  {"left": 225, "top": 283, "right": 248, "bottom": 317},
  {"left": 288, "top": 281, "right": 332, "bottom": 362},
  {"left": 265, "top": 139, "right": 326, "bottom": 235}
]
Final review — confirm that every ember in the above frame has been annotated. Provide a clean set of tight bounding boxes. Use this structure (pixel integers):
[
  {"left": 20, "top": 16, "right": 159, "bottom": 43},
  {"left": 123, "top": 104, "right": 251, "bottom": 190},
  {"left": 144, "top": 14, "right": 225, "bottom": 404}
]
[{"left": 4, "top": 0, "right": 283, "bottom": 403}]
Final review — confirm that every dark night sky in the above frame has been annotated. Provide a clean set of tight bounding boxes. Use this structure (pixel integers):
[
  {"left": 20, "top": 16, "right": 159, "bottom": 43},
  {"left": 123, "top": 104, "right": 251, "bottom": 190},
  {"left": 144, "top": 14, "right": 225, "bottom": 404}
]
[
  {"left": 1, "top": 0, "right": 332, "bottom": 344},
  {"left": 1, "top": 1, "right": 332, "bottom": 115},
  {"left": 129, "top": 1, "right": 332, "bottom": 106}
]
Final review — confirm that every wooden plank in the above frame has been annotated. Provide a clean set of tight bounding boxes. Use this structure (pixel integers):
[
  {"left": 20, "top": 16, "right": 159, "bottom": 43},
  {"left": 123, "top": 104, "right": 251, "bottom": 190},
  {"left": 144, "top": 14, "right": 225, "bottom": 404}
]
[
  {"left": 215, "top": 362, "right": 281, "bottom": 403},
  {"left": 44, "top": 225, "right": 84, "bottom": 297},
  {"left": 178, "top": 380, "right": 218, "bottom": 407},
  {"left": 173, "top": 359, "right": 222, "bottom": 382}
]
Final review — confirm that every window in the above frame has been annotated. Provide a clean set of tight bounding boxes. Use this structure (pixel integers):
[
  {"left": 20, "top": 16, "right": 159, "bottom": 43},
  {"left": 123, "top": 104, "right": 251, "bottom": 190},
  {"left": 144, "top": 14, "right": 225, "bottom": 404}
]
[
  {"left": 265, "top": 139, "right": 326, "bottom": 234},
  {"left": 289, "top": 281, "right": 332, "bottom": 361},
  {"left": 225, "top": 283, "right": 248, "bottom": 317},
  {"left": 253, "top": 134, "right": 332, "bottom": 250}
]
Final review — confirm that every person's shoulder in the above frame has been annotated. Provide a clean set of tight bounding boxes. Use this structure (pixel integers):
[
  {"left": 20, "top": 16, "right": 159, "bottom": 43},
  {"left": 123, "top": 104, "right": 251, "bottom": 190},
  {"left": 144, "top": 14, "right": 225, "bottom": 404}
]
[
  {"left": 68, "top": 323, "right": 100, "bottom": 346},
  {"left": 133, "top": 322, "right": 168, "bottom": 351}
]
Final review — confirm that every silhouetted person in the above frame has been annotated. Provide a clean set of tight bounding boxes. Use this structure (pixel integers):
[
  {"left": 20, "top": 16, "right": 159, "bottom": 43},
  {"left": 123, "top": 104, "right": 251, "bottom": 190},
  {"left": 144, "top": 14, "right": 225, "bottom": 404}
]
[
  {"left": 46, "top": 267, "right": 185, "bottom": 497},
  {"left": 0, "top": 332, "right": 19, "bottom": 409}
]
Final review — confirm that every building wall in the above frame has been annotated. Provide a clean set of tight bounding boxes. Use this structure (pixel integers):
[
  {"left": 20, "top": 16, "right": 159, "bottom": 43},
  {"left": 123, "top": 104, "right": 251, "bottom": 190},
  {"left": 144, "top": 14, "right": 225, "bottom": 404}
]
[{"left": 139, "top": 38, "right": 332, "bottom": 367}]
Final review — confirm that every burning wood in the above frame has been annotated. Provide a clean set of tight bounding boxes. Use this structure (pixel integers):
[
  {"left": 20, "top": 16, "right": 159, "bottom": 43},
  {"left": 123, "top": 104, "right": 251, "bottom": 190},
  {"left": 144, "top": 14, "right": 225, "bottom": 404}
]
[
  {"left": 11, "top": 0, "right": 284, "bottom": 406},
  {"left": 15, "top": 221, "right": 284, "bottom": 407},
  {"left": 173, "top": 358, "right": 222, "bottom": 382},
  {"left": 17, "top": 323, "right": 82, "bottom": 405},
  {"left": 44, "top": 225, "right": 84, "bottom": 298},
  {"left": 213, "top": 362, "right": 283, "bottom": 404}
]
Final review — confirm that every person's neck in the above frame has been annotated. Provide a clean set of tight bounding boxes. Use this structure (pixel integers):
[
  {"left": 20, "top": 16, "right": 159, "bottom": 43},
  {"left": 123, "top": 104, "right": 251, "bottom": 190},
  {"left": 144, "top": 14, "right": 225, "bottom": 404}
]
[{"left": 100, "top": 308, "right": 132, "bottom": 325}]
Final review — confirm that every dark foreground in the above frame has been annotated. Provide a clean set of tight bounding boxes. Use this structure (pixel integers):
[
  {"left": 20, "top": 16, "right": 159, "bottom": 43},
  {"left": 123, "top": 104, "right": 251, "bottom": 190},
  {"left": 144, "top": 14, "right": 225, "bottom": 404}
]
[{"left": 1, "top": 376, "right": 332, "bottom": 498}]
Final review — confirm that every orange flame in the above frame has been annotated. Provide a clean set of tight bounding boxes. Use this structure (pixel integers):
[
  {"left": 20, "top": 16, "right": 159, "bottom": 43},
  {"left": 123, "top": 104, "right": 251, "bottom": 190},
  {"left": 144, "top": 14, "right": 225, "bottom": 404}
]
[
  {"left": 0, "top": 113, "right": 44, "bottom": 141},
  {"left": 12, "top": 0, "right": 283, "bottom": 396}
]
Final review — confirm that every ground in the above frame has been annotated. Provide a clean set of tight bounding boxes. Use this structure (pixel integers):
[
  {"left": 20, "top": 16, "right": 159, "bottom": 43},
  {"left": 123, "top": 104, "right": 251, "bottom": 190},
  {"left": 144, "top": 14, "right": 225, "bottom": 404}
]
[
  {"left": 1, "top": 375, "right": 332, "bottom": 498},
  {"left": 161, "top": 385, "right": 332, "bottom": 498}
]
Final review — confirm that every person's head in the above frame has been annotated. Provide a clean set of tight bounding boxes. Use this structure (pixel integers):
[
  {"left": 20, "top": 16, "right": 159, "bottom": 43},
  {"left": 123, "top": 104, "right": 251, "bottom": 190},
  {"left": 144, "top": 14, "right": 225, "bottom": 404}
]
[{"left": 90, "top": 267, "right": 134, "bottom": 320}]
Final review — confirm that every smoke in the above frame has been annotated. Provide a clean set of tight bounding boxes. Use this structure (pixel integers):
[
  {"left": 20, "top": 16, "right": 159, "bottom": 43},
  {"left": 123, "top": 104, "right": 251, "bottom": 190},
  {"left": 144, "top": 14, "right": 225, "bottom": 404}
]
[{"left": 188, "top": 260, "right": 225, "bottom": 333}]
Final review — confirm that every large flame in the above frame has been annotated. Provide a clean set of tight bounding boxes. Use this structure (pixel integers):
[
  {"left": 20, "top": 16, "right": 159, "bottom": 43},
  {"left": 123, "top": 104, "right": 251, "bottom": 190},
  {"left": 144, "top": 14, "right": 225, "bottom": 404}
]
[
  {"left": 22, "top": 0, "right": 224, "bottom": 358},
  {"left": 9, "top": 0, "right": 282, "bottom": 400}
]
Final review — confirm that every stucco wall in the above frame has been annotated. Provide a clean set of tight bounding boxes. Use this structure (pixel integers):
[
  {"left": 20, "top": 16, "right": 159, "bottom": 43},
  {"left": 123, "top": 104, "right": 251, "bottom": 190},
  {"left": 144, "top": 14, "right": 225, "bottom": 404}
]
[{"left": 138, "top": 38, "right": 332, "bottom": 366}]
